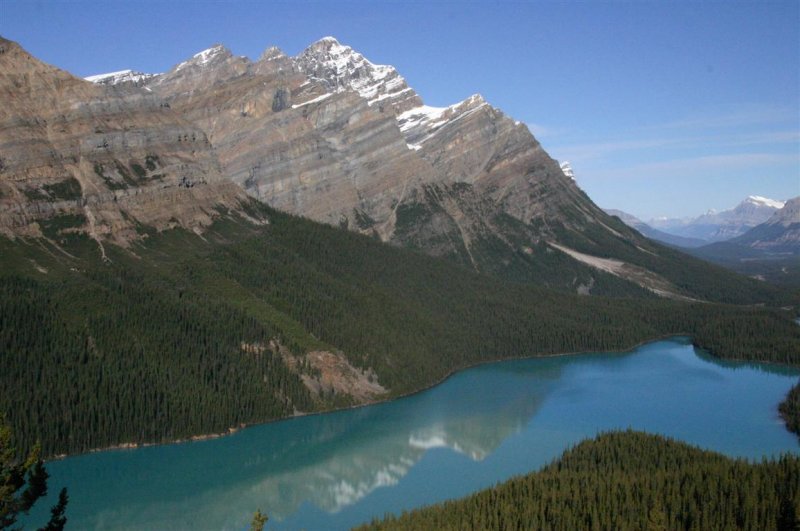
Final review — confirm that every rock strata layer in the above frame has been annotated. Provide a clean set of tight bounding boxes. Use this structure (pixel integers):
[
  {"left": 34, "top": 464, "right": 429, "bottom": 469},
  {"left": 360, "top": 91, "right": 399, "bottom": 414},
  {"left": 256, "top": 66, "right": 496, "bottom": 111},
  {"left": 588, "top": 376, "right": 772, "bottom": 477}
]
[
  {"left": 3, "top": 35, "right": 723, "bottom": 297},
  {"left": 0, "top": 36, "right": 254, "bottom": 248}
]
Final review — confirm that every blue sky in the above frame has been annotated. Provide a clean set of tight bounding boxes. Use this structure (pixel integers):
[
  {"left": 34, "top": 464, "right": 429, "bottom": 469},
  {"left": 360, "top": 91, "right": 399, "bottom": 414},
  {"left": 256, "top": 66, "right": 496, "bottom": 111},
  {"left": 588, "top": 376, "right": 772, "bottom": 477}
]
[{"left": 3, "top": 0, "right": 798, "bottom": 219}]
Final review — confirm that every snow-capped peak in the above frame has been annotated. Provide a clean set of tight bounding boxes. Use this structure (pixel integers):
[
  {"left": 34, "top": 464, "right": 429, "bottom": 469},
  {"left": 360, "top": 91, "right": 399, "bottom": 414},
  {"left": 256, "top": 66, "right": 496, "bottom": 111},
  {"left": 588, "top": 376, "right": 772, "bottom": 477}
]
[
  {"left": 259, "top": 46, "right": 286, "bottom": 62},
  {"left": 315, "top": 36, "right": 341, "bottom": 45},
  {"left": 745, "top": 195, "right": 785, "bottom": 210},
  {"left": 175, "top": 44, "right": 230, "bottom": 71},
  {"left": 84, "top": 69, "right": 159, "bottom": 85},
  {"left": 293, "top": 36, "right": 420, "bottom": 112},
  {"left": 560, "top": 161, "right": 575, "bottom": 180}
]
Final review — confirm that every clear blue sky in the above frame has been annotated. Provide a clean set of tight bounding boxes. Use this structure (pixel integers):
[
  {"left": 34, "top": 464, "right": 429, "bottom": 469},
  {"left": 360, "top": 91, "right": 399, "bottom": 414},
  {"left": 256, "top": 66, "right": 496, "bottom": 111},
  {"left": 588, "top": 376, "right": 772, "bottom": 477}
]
[{"left": 3, "top": 0, "right": 798, "bottom": 220}]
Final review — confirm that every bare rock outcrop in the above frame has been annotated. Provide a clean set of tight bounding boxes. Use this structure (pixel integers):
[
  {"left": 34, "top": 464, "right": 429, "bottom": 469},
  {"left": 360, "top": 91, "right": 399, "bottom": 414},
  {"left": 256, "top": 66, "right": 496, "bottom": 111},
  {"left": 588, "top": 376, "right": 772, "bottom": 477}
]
[
  {"left": 6, "top": 34, "right": 685, "bottom": 295},
  {"left": 0, "top": 36, "right": 255, "bottom": 246}
]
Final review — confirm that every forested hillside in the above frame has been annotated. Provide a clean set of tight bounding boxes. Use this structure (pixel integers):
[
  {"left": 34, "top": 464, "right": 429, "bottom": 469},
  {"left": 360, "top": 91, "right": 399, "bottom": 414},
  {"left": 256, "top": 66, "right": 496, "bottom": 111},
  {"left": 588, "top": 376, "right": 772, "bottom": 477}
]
[
  {"left": 359, "top": 430, "right": 800, "bottom": 531},
  {"left": 2, "top": 203, "right": 799, "bottom": 457}
]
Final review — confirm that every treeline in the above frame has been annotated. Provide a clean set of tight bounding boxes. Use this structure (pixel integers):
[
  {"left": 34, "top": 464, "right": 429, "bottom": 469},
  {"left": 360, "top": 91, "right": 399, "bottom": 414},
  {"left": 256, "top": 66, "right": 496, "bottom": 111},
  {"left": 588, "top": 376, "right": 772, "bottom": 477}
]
[
  {"left": 358, "top": 430, "right": 800, "bottom": 531},
  {"left": 553, "top": 214, "right": 795, "bottom": 306},
  {"left": 1, "top": 206, "right": 799, "bottom": 457}
]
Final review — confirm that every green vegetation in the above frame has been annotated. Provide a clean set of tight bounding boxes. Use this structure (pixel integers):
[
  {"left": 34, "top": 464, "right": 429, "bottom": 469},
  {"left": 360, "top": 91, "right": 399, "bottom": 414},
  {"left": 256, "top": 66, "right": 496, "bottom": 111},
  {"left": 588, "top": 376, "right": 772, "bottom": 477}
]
[
  {"left": 390, "top": 182, "right": 793, "bottom": 305},
  {"left": 0, "top": 417, "right": 68, "bottom": 530},
  {"left": 145, "top": 155, "right": 159, "bottom": 172},
  {"left": 20, "top": 178, "right": 82, "bottom": 203},
  {"left": 353, "top": 208, "right": 376, "bottom": 230},
  {"left": 552, "top": 213, "right": 793, "bottom": 306},
  {"left": 113, "top": 162, "right": 138, "bottom": 187},
  {"left": 250, "top": 509, "right": 268, "bottom": 531},
  {"left": 39, "top": 214, "right": 86, "bottom": 239},
  {"left": 358, "top": 430, "right": 800, "bottom": 531},
  {"left": 42, "top": 178, "right": 81, "bottom": 202},
  {"left": 130, "top": 162, "right": 146, "bottom": 179},
  {"left": 93, "top": 163, "right": 127, "bottom": 190},
  {"left": 22, "top": 188, "right": 49, "bottom": 201},
  {"left": 1, "top": 203, "right": 799, "bottom": 457}
]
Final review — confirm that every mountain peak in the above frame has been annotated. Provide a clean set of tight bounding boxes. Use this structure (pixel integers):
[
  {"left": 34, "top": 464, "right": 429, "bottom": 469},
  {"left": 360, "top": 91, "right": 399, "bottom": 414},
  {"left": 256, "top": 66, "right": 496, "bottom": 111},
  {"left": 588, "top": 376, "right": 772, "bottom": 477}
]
[
  {"left": 744, "top": 195, "right": 785, "bottom": 210},
  {"left": 560, "top": 161, "right": 575, "bottom": 180},
  {"left": 302, "top": 36, "right": 351, "bottom": 56},
  {"left": 84, "top": 69, "right": 159, "bottom": 85},
  {"left": 294, "top": 36, "right": 422, "bottom": 112},
  {"left": 765, "top": 196, "right": 800, "bottom": 226},
  {"left": 315, "top": 36, "right": 342, "bottom": 46},
  {"left": 175, "top": 44, "right": 232, "bottom": 71},
  {"left": 259, "top": 46, "right": 287, "bottom": 62}
]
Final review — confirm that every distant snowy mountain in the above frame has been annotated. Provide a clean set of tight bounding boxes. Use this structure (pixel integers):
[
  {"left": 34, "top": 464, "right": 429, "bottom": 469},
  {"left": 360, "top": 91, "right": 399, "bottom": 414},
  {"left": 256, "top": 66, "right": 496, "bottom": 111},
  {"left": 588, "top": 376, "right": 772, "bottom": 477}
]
[
  {"left": 732, "top": 196, "right": 800, "bottom": 252},
  {"left": 649, "top": 195, "right": 785, "bottom": 243},
  {"left": 683, "top": 197, "right": 800, "bottom": 285}
]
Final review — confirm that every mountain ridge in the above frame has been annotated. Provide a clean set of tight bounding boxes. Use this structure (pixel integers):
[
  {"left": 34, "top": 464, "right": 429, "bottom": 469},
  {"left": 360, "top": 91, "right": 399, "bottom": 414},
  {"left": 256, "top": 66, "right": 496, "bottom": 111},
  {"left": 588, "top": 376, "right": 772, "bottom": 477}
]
[
  {"left": 648, "top": 195, "right": 786, "bottom": 243},
  {"left": 0, "top": 34, "right": 786, "bottom": 303}
]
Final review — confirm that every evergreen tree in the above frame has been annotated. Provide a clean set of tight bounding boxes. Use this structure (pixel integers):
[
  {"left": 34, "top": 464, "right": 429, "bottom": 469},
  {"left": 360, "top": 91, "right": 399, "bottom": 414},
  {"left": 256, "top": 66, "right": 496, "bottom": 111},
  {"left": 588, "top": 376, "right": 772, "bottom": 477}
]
[
  {"left": 0, "top": 418, "right": 67, "bottom": 529},
  {"left": 250, "top": 509, "right": 268, "bottom": 531}
]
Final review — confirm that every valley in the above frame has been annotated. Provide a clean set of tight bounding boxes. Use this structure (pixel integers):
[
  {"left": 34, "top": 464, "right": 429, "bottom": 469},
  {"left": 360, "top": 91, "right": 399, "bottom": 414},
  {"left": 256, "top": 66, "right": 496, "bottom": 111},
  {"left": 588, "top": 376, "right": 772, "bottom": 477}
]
[{"left": 1, "top": 24, "right": 798, "bottom": 531}]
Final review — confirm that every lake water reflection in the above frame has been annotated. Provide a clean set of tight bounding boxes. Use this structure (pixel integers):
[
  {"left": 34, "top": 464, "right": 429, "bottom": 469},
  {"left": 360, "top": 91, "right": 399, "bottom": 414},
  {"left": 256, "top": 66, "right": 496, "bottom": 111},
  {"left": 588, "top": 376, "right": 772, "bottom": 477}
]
[{"left": 31, "top": 337, "right": 800, "bottom": 530}]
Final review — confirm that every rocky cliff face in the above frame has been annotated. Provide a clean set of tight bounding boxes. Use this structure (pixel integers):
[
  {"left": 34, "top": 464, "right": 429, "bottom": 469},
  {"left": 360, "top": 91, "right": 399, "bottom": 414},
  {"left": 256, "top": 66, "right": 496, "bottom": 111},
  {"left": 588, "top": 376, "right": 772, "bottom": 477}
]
[
  {"left": 0, "top": 36, "right": 255, "bottom": 250},
  {"left": 4, "top": 35, "right": 731, "bottom": 298},
  {"left": 733, "top": 196, "right": 800, "bottom": 253},
  {"left": 137, "top": 38, "right": 620, "bottom": 276}
]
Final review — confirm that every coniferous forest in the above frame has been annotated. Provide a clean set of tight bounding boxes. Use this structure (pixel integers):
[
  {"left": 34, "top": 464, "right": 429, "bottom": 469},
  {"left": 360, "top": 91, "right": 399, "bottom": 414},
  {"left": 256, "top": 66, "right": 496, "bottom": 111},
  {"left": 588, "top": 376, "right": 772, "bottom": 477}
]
[
  {"left": 1, "top": 204, "right": 799, "bottom": 459},
  {"left": 358, "top": 430, "right": 800, "bottom": 531}
]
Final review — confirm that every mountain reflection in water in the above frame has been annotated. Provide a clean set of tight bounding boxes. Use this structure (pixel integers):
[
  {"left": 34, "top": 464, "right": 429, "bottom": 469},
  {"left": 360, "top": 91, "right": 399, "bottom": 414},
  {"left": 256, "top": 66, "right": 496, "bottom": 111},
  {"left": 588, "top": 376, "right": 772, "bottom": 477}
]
[{"left": 32, "top": 339, "right": 799, "bottom": 530}]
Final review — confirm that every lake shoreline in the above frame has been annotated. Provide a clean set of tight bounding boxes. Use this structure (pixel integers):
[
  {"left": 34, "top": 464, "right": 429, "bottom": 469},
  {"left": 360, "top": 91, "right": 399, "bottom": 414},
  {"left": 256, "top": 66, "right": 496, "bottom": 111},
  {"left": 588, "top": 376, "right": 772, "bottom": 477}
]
[{"left": 47, "top": 332, "right": 790, "bottom": 461}]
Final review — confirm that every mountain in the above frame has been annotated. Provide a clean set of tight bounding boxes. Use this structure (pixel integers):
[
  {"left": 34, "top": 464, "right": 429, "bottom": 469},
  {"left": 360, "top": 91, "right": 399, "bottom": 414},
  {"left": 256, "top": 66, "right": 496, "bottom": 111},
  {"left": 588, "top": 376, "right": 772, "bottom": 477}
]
[
  {"left": 70, "top": 36, "right": 780, "bottom": 302},
  {"left": 84, "top": 69, "right": 158, "bottom": 86},
  {"left": 0, "top": 36, "right": 259, "bottom": 251},
  {"left": 649, "top": 196, "right": 785, "bottom": 243},
  {"left": 2, "top": 35, "right": 799, "bottom": 458},
  {"left": 0, "top": 34, "right": 786, "bottom": 305},
  {"left": 683, "top": 197, "right": 800, "bottom": 286},
  {"left": 605, "top": 209, "right": 707, "bottom": 248},
  {"left": 732, "top": 196, "right": 800, "bottom": 253}
]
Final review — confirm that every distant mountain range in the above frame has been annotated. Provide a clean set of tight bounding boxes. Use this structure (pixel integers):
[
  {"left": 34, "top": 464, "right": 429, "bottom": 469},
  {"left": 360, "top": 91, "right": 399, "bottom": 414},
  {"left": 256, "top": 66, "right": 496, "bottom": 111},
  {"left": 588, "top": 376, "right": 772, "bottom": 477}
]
[
  {"left": 608, "top": 197, "right": 800, "bottom": 286},
  {"left": 604, "top": 209, "right": 707, "bottom": 248},
  {"left": 608, "top": 196, "right": 797, "bottom": 254},
  {"left": 648, "top": 196, "right": 785, "bottom": 243}
]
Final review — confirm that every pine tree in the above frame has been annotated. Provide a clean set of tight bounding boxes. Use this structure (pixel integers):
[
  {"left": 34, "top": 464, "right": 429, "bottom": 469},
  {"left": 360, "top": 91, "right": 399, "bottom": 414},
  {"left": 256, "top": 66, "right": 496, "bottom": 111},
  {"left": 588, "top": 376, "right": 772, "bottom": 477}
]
[
  {"left": 250, "top": 509, "right": 268, "bottom": 531},
  {"left": 0, "top": 417, "right": 67, "bottom": 529}
]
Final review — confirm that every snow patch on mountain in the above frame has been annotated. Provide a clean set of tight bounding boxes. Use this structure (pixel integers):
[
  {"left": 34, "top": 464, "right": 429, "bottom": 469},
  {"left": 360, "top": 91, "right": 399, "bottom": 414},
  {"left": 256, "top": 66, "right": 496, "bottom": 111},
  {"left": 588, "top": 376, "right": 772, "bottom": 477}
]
[
  {"left": 84, "top": 69, "right": 159, "bottom": 85},
  {"left": 648, "top": 194, "right": 786, "bottom": 242},
  {"left": 746, "top": 195, "right": 785, "bottom": 210},
  {"left": 291, "top": 93, "right": 333, "bottom": 109},
  {"left": 397, "top": 94, "right": 487, "bottom": 150},
  {"left": 175, "top": 44, "right": 230, "bottom": 71},
  {"left": 294, "top": 36, "right": 421, "bottom": 113},
  {"left": 560, "top": 161, "right": 574, "bottom": 181}
]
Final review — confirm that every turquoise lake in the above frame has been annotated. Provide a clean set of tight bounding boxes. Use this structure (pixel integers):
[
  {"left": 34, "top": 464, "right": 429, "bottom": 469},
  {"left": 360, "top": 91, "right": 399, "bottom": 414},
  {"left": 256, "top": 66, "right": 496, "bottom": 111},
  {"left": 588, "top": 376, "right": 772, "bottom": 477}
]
[{"left": 29, "top": 337, "right": 800, "bottom": 530}]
